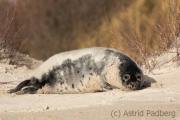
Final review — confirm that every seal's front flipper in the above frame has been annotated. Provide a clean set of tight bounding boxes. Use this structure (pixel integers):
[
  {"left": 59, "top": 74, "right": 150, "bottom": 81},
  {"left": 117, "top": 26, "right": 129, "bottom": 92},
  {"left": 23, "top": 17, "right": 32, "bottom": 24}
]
[
  {"left": 8, "top": 79, "right": 31, "bottom": 93},
  {"left": 100, "top": 76, "right": 113, "bottom": 91},
  {"left": 103, "top": 82, "right": 113, "bottom": 90},
  {"left": 100, "top": 81, "right": 114, "bottom": 91}
]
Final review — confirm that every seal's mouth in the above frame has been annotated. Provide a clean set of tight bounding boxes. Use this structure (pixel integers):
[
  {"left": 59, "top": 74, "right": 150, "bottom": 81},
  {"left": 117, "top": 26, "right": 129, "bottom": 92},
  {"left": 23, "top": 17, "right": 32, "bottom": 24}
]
[
  {"left": 122, "top": 73, "right": 143, "bottom": 90},
  {"left": 126, "top": 82, "right": 140, "bottom": 90}
]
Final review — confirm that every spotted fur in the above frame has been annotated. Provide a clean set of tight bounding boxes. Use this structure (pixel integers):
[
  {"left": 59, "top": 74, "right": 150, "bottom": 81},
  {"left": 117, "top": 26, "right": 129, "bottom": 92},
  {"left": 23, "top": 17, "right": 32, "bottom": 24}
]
[{"left": 8, "top": 47, "right": 144, "bottom": 94}]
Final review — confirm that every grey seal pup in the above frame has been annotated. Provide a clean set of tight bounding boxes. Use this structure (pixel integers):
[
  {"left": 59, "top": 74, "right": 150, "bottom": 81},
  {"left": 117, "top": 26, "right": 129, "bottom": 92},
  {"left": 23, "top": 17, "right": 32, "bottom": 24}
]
[{"left": 8, "top": 47, "right": 144, "bottom": 94}]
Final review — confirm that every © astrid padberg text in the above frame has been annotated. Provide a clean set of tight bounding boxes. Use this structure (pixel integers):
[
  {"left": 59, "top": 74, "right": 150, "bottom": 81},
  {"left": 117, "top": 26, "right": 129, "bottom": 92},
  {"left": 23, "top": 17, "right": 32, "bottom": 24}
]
[
  {"left": 123, "top": 110, "right": 175, "bottom": 118},
  {"left": 111, "top": 110, "right": 176, "bottom": 118}
]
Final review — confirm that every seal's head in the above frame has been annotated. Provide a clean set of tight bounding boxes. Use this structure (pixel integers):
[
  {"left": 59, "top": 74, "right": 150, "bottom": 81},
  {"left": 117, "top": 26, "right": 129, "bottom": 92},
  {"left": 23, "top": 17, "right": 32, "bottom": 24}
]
[{"left": 119, "top": 59, "right": 144, "bottom": 90}]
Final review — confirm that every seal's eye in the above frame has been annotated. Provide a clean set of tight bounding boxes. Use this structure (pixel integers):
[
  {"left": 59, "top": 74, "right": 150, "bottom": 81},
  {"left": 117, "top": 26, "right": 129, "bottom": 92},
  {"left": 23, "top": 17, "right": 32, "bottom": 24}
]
[
  {"left": 136, "top": 74, "right": 142, "bottom": 81},
  {"left": 123, "top": 74, "right": 130, "bottom": 82}
]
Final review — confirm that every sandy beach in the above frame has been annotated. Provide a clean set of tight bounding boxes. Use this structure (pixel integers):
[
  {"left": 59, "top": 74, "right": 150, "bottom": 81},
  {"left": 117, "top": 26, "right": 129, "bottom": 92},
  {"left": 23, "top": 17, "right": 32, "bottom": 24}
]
[{"left": 0, "top": 51, "right": 180, "bottom": 120}]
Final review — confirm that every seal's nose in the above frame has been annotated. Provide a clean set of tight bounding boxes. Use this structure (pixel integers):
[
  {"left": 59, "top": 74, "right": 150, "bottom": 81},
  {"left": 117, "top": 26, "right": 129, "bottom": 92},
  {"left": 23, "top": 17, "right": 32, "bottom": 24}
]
[{"left": 123, "top": 74, "right": 130, "bottom": 82}]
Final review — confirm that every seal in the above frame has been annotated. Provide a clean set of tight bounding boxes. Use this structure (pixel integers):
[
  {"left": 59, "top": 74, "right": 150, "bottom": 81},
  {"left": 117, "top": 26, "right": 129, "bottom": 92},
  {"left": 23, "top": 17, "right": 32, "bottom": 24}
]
[{"left": 8, "top": 47, "right": 144, "bottom": 94}]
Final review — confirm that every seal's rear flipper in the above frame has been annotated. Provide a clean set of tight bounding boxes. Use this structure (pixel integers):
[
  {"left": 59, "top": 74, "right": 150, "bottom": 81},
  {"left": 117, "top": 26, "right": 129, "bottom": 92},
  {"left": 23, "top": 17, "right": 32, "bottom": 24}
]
[
  {"left": 19, "top": 80, "right": 44, "bottom": 94},
  {"left": 8, "top": 79, "right": 31, "bottom": 93},
  {"left": 17, "top": 87, "right": 39, "bottom": 94}
]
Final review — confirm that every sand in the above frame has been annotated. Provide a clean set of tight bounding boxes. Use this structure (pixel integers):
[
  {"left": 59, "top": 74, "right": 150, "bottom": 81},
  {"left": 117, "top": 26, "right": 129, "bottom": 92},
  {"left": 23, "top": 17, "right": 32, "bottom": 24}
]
[{"left": 0, "top": 50, "right": 180, "bottom": 120}]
